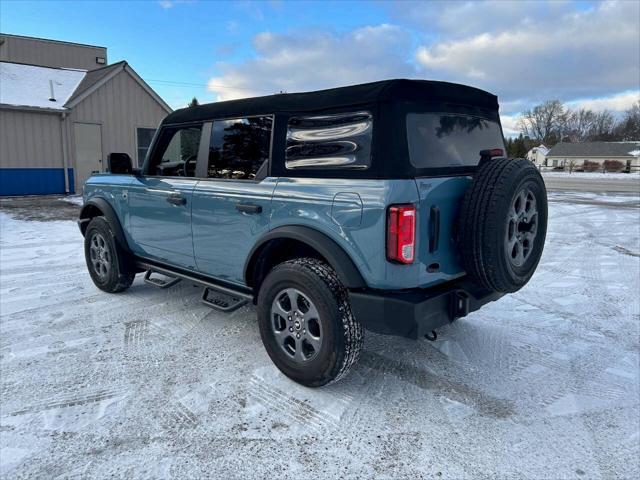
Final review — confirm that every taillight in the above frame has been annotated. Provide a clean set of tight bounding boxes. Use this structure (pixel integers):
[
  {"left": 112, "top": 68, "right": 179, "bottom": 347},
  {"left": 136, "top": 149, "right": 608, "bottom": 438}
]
[{"left": 387, "top": 204, "right": 416, "bottom": 264}]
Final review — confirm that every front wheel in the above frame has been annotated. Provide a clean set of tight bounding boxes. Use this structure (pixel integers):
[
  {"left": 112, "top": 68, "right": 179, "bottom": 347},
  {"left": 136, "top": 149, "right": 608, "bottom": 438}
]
[
  {"left": 84, "top": 216, "right": 135, "bottom": 293},
  {"left": 257, "top": 258, "right": 364, "bottom": 387}
]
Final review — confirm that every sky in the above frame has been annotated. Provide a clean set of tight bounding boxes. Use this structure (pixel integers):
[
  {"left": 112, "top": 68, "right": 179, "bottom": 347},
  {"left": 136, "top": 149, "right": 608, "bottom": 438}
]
[{"left": 1, "top": 0, "right": 639, "bottom": 135}]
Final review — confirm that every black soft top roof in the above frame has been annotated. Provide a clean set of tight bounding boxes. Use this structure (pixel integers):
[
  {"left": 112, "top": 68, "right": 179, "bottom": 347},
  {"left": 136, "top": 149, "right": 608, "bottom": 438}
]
[{"left": 163, "top": 79, "right": 499, "bottom": 125}]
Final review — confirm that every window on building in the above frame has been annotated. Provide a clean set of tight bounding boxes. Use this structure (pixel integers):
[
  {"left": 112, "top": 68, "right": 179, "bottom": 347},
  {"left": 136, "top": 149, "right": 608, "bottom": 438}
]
[
  {"left": 148, "top": 124, "right": 202, "bottom": 177},
  {"left": 136, "top": 128, "right": 157, "bottom": 166},
  {"left": 207, "top": 116, "right": 273, "bottom": 180},
  {"left": 285, "top": 111, "right": 372, "bottom": 170}
]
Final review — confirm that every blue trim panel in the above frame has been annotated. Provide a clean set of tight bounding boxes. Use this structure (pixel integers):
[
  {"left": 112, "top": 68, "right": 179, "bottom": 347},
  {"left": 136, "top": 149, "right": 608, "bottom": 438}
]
[{"left": 0, "top": 168, "right": 75, "bottom": 196}]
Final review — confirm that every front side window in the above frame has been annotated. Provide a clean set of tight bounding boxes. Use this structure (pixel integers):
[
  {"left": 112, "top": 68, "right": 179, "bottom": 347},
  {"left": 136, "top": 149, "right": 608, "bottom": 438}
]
[
  {"left": 406, "top": 113, "right": 504, "bottom": 169},
  {"left": 285, "top": 111, "right": 372, "bottom": 170},
  {"left": 148, "top": 125, "right": 202, "bottom": 177},
  {"left": 136, "top": 127, "right": 156, "bottom": 167},
  {"left": 207, "top": 116, "right": 273, "bottom": 180}
]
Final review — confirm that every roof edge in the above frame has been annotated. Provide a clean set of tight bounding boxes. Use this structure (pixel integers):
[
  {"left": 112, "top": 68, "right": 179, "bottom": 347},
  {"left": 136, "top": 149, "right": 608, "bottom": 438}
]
[
  {"left": 63, "top": 62, "right": 125, "bottom": 108},
  {"left": 123, "top": 64, "right": 172, "bottom": 114},
  {"left": 0, "top": 32, "right": 106, "bottom": 50},
  {"left": 0, "top": 103, "right": 66, "bottom": 114}
]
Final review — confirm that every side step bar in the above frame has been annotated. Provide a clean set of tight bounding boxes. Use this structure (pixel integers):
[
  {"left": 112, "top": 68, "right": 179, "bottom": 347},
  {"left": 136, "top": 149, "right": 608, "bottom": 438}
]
[
  {"left": 136, "top": 260, "right": 253, "bottom": 313},
  {"left": 201, "top": 287, "right": 247, "bottom": 312},
  {"left": 144, "top": 270, "right": 182, "bottom": 289}
]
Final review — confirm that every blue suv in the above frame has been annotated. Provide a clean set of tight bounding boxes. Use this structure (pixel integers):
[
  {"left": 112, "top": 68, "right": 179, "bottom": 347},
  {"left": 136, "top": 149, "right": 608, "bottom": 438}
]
[{"left": 79, "top": 79, "right": 547, "bottom": 387}]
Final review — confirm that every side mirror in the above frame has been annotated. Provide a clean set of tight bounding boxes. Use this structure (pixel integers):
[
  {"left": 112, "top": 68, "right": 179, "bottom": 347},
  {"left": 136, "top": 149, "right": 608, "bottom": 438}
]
[{"left": 107, "top": 153, "right": 133, "bottom": 174}]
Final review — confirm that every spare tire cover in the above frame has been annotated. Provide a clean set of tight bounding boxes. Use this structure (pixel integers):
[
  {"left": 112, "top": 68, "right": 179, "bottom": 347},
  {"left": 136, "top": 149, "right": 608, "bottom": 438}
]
[{"left": 458, "top": 158, "right": 548, "bottom": 293}]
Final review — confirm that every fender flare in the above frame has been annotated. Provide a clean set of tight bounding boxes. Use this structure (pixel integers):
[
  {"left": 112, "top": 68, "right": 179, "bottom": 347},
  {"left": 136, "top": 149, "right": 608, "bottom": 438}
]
[
  {"left": 78, "top": 198, "right": 130, "bottom": 251},
  {"left": 244, "top": 225, "right": 366, "bottom": 289}
]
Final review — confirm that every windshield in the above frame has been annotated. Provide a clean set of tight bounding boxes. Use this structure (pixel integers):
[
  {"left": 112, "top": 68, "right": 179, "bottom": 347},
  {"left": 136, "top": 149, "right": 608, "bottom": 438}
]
[{"left": 406, "top": 113, "right": 505, "bottom": 169}]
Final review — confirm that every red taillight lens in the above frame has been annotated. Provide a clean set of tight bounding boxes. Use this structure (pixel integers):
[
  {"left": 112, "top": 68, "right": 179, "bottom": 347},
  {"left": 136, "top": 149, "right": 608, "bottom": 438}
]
[{"left": 387, "top": 204, "right": 416, "bottom": 264}]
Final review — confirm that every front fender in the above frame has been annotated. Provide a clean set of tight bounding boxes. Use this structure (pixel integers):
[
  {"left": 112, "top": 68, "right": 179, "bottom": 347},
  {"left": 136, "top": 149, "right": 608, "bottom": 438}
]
[{"left": 78, "top": 197, "right": 130, "bottom": 251}]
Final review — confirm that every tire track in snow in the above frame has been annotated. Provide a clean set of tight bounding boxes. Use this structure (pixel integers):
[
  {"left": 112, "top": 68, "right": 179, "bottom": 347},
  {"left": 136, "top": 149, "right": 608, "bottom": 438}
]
[
  {"left": 6, "top": 387, "right": 128, "bottom": 417},
  {"left": 156, "top": 400, "right": 200, "bottom": 435},
  {"left": 247, "top": 376, "right": 339, "bottom": 433}
]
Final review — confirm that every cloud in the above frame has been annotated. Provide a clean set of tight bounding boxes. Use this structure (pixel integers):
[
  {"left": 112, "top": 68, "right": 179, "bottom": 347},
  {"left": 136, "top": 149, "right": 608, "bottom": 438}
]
[
  {"left": 500, "top": 114, "right": 521, "bottom": 137},
  {"left": 204, "top": 0, "right": 638, "bottom": 139},
  {"left": 207, "top": 24, "right": 414, "bottom": 101},
  {"left": 567, "top": 90, "right": 640, "bottom": 113},
  {"left": 387, "top": 0, "right": 578, "bottom": 39},
  {"left": 415, "top": 1, "right": 639, "bottom": 102}
]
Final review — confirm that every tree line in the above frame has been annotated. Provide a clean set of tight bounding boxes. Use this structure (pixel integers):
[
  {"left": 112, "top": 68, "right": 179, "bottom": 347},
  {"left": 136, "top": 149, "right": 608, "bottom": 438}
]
[{"left": 506, "top": 100, "right": 640, "bottom": 158}]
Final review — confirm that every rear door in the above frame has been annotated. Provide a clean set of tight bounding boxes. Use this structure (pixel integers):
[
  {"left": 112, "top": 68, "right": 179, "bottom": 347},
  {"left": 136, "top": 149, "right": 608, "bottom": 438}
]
[
  {"left": 191, "top": 116, "right": 276, "bottom": 286},
  {"left": 128, "top": 123, "right": 205, "bottom": 270}
]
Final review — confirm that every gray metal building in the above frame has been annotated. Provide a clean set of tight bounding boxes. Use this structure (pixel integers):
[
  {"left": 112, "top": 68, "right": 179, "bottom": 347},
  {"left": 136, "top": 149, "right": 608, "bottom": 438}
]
[{"left": 0, "top": 34, "right": 171, "bottom": 195}]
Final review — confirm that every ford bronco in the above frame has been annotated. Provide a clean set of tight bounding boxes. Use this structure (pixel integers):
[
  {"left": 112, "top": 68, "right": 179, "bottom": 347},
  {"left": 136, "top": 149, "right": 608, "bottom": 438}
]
[{"left": 79, "top": 79, "right": 547, "bottom": 387}]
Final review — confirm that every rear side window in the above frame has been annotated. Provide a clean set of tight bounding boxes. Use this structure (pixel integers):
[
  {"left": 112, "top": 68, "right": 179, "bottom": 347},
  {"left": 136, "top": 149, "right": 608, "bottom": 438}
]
[
  {"left": 207, "top": 116, "right": 273, "bottom": 180},
  {"left": 285, "top": 111, "right": 372, "bottom": 170},
  {"left": 406, "top": 113, "right": 504, "bottom": 169}
]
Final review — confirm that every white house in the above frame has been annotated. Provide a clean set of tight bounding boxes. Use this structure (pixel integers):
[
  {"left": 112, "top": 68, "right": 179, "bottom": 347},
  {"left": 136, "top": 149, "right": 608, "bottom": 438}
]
[
  {"left": 545, "top": 142, "right": 640, "bottom": 171},
  {"left": 526, "top": 144, "right": 549, "bottom": 165}
]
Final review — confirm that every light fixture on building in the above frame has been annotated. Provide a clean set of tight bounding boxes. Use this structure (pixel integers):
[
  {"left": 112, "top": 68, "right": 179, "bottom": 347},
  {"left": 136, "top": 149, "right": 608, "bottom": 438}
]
[{"left": 96, "top": 56, "right": 106, "bottom": 65}]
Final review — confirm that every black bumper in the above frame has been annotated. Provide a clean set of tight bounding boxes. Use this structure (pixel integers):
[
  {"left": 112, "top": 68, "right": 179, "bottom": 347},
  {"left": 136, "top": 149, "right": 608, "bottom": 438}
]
[{"left": 349, "top": 279, "right": 503, "bottom": 339}]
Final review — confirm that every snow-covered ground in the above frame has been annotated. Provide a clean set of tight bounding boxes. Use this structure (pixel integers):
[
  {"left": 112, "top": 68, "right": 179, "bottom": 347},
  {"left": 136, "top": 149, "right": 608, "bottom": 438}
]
[
  {"left": 542, "top": 171, "right": 640, "bottom": 181},
  {"left": 1, "top": 193, "right": 639, "bottom": 479}
]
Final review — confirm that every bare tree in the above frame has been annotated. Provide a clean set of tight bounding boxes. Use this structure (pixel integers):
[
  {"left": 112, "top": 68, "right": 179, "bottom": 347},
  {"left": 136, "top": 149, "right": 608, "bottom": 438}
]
[
  {"left": 589, "top": 110, "right": 616, "bottom": 141},
  {"left": 564, "top": 108, "right": 596, "bottom": 142},
  {"left": 615, "top": 101, "right": 640, "bottom": 141},
  {"left": 566, "top": 158, "right": 579, "bottom": 174},
  {"left": 518, "top": 100, "right": 565, "bottom": 144}
]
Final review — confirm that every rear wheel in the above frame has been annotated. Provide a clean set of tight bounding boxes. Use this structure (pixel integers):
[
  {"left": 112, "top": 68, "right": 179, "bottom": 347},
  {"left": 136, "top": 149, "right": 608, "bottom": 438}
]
[
  {"left": 257, "top": 258, "right": 363, "bottom": 387},
  {"left": 84, "top": 216, "right": 135, "bottom": 293}
]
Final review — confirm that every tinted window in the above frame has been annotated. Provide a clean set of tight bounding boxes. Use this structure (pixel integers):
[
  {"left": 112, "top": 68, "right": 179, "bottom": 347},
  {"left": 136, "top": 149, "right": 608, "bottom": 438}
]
[
  {"left": 136, "top": 127, "right": 156, "bottom": 167},
  {"left": 148, "top": 125, "right": 202, "bottom": 177},
  {"left": 207, "top": 117, "right": 272, "bottom": 180},
  {"left": 285, "top": 111, "right": 372, "bottom": 170},
  {"left": 406, "top": 113, "right": 504, "bottom": 168}
]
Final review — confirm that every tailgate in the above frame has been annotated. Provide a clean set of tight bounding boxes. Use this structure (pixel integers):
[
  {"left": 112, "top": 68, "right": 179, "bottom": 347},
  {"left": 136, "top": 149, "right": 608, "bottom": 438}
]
[{"left": 414, "top": 176, "right": 470, "bottom": 287}]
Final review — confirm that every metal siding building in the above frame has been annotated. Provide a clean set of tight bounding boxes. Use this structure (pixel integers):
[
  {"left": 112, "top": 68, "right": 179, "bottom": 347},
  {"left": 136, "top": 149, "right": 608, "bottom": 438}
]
[
  {"left": 0, "top": 109, "right": 69, "bottom": 194},
  {"left": 0, "top": 35, "right": 171, "bottom": 196},
  {"left": 0, "top": 33, "right": 107, "bottom": 70}
]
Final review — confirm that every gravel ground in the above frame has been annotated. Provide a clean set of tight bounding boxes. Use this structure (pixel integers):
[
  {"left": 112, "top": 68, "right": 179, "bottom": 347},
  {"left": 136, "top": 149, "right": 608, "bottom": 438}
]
[{"left": 1, "top": 192, "right": 639, "bottom": 479}]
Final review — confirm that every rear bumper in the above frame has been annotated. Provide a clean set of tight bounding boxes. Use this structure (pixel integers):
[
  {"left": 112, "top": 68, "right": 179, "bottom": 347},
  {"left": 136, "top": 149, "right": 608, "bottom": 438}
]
[{"left": 348, "top": 279, "right": 503, "bottom": 339}]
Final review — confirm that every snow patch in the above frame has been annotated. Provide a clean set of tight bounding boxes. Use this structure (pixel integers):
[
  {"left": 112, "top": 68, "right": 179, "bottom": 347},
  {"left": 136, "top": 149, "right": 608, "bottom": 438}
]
[{"left": 0, "top": 62, "right": 86, "bottom": 110}]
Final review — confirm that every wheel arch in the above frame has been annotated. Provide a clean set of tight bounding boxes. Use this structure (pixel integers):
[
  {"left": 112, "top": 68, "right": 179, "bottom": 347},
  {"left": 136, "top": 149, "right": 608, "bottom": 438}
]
[
  {"left": 79, "top": 198, "right": 129, "bottom": 251},
  {"left": 244, "top": 226, "right": 367, "bottom": 292}
]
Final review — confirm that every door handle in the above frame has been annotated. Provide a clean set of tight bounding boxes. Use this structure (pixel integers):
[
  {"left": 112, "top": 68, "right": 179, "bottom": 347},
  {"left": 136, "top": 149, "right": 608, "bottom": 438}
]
[
  {"left": 236, "top": 203, "right": 262, "bottom": 214},
  {"left": 167, "top": 194, "right": 186, "bottom": 206},
  {"left": 429, "top": 206, "right": 440, "bottom": 252}
]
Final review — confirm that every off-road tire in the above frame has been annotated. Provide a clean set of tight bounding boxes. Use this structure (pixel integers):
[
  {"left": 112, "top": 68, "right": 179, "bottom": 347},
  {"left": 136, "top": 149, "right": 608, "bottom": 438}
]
[
  {"left": 84, "top": 216, "right": 135, "bottom": 293},
  {"left": 257, "top": 258, "right": 364, "bottom": 387},
  {"left": 458, "top": 158, "right": 548, "bottom": 293}
]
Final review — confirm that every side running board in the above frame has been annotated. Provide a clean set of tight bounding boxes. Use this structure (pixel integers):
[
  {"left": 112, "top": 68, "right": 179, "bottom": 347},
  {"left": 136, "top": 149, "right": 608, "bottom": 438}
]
[
  {"left": 144, "top": 270, "right": 182, "bottom": 289},
  {"left": 137, "top": 260, "right": 253, "bottom": 313},
  {"left": 201, "top": 287, "right": 247, "bottom": 312}
]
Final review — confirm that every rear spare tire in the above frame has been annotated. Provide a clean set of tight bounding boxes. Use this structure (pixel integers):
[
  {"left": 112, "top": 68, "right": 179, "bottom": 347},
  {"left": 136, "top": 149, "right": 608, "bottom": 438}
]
[{"left": 458, "top": 158, "right": 547, "bottom": 293}]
